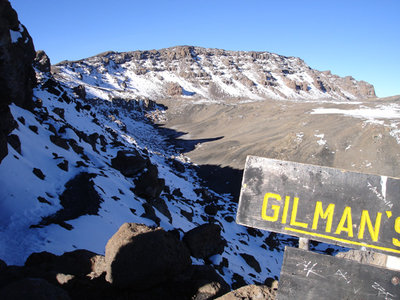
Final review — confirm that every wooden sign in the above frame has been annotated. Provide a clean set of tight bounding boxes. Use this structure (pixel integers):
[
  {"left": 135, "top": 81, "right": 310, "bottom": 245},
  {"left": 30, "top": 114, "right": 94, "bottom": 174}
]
[
  {"left": 236, "top": 156, "right": 400, "bottom": 256},
  {"left": 278, "top": 247, "right": 400, "bottom": 300}
]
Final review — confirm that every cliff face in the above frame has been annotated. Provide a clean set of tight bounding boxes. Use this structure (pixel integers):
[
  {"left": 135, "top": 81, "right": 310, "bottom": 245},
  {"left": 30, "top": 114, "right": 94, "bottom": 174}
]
[
  {"left": 0, "top": 0, "right": 36, "bottom": 162},
  {"left": 55, "top": 45, "right": 376, "bottom": 102}
]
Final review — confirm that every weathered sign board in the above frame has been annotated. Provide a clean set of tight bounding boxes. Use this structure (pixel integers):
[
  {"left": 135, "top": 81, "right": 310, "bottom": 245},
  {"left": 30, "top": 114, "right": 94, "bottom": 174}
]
[
  {"left": 236, "top": 156, "right": 400, "bottom": 256},
  {"left": 277, "top": 247, "right": 400, "bottom": 300}
]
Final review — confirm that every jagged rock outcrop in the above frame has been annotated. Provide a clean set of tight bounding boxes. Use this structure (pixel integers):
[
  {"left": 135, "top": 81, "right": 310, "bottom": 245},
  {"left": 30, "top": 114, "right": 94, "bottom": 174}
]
[
  {"left": 0, "top": 0, "right": 36, "bottom": 162},
  {"left": 33, "top": 50, "right": 51, "bottom": 73},
  {"left": 111, "top": 150, "right": 149, "bottom": 177},
  {"left": 55, "top": 45, "right": 376, "bottom": 102}
]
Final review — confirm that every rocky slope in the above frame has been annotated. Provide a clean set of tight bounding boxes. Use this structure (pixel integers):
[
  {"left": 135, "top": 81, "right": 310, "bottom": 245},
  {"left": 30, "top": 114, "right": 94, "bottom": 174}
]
[
  {"left": 1, "top": 2, "right": 340, "bottom": 299},
  {"left": 2, "top": 1, "right": 396, "bottom": 299},
  {"left": 54, "top": 46, "right": 375, "bottom": 103}
]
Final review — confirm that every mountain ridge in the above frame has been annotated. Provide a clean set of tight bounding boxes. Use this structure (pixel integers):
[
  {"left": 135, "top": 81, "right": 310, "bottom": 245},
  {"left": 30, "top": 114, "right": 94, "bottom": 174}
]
[{"left": 53, "top": 45, "right": 376, "bottom": 102}]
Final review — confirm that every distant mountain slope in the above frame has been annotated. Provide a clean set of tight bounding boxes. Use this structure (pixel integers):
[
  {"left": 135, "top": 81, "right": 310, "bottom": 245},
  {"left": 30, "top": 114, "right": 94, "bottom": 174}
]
[{"left": 54, "top": 46, "right": 375, "bottom": 102}]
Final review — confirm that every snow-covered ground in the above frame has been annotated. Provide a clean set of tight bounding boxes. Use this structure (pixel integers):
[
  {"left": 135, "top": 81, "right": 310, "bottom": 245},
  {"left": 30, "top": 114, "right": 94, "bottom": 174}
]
[{"left": 0, "top": 70, "right": 337, "bottom": 287}]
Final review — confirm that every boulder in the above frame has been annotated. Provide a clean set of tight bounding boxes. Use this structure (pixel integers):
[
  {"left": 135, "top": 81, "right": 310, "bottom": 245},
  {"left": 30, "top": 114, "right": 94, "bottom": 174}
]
[
  {"left": 25, "top": 249, "right": 98, "bottom": 276},
  {"left": 111, "top": 150, "right": 148, "bottom": 177},
  {"left": 0, "top": 278, "right": 71, "bottom": 300},
  {"left": 7, "top": 134, "right": 21, "bottom": 154},
  {"left": 183, "top": 223, "right": 226, "bottom": 259},
  {"left": 105, "top": 223, "right": 191, "bottom": 289},
  {"left": 133, "top": 164, "right": 165, "bottom": 200},
  {"left": 216, "top": 284, "right": 276, "bottom": 300},
  {"left": 72, "top": 85, "right": 86, "bottom": 99},
  {"left": 33, "top": 50, "right": 50, "bottom": 73}
]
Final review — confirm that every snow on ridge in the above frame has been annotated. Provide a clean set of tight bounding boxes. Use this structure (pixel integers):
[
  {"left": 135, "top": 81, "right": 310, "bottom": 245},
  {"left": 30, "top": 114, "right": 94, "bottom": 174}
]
[{"left": 54, "top": 46, "right": 375, "bottom": 102}]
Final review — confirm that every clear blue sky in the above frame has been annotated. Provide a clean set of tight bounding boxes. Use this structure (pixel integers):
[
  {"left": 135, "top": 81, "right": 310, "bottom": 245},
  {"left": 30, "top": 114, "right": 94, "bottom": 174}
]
[{"left": 10, "top": 0, "right": 400, "bottom": 97}]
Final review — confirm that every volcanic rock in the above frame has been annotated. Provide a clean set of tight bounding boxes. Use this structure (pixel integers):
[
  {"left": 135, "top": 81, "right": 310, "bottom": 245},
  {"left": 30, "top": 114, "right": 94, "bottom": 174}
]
[
  {"left": 33, "top": 50, "right": 51, "bottom": 73},
  {"left": 0, "top": 0, "right": 36, "bottom": 163},
  {"left": 111, "top": 149, "right": 148, "bottom": 177},
  {"left": 104, "top": 223, "right": 191, "bottom": 289},
  {"left": 183, "top": 223, "right": 226, "bottom": 259},
  {"left": 0, "top": 277, "right": 71, "bottom": 300}
]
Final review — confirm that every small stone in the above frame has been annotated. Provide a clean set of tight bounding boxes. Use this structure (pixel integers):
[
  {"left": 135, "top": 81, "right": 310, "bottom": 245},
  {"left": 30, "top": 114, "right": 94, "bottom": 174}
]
[{"left": 33, "top": 168, "right": 45, "bottom": 180}]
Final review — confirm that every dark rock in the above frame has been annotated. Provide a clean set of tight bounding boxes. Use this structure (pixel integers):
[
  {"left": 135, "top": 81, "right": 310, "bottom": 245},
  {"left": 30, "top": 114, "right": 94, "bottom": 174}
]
[
  {"left": 180, "top": 208, "right": 193, "bottom": 222},
  {"left": 16, "top": 116, "right": 25, "bottom": 124},
  {"left": 33, "top": 50, "right": 51, "bottom": 73},
  {"left": 25, "top": 251, "right": 58, "bottom": 271},
  {"left": 52, "top": 107, "right": 65, "bottom": 119},
  {"left": 239, "top": 253, "right": 261, "bottom": 273},
  {"left": 25, "top": 249, "right": 98, "bottom": 277},
  {"left": 38, "top": 172, "right": 102, "bottom": 226},
  {"left": 50, "top": 134, "right": 70, "bottom": 150},
  {"left": 37, "top": 196, "right": 51, "bottom": 204},
  {"left": 190, "top": 265, "right": 230, "bottom": 300},
  {"left": 42, "top": 78, "right": 62, "bottom": 96},
  {"left": 7, "top": 134, "right": 20, "bottom": 154},
  {"left": 87, "top": 132, "right": 99, "bottom": 151},
  {"left": 105, "top": 223, "right": 191, "bottom": 289},
  {"left": 32, "top": 168, "right": 45, "bottom": 180},
  {"left": 231, "top": 273, "right": 247, "bottom": 290},
  {"left": 0, "top": 0, "right": 36, "bottom": 110},
  {"left": 0, "top": 278, "right": 71, "bottom": 300},
  {"left": 246, "top": 227, "right": 263, "bottom": 237},
  {"left": 134, "top": 164, "right": 165, "bottom": 200},
  {"left": 75, "top": 160, "right": 88, "bottom": 168},
  {"left": 0, "top": 259, "right": 6, "bottom": 271},
  {"left": 195, "top": 188, "right": 219, "bottom": 203},
  {"left": 0, "top": 131, "right": 9, "bottom": 163},
  {"left": 57, "top": 160, "right": 69, "bottom": 172},
  {"left": 47, "top": 123, "right": 57, "bottom": 134},
  {"left": 205, "top": 204, "right": 218, "bottom": 216},
  {"left": 68, "top": 139, "right": 84, "bottom": 155},
  {"left": 28, "top": 125, "right": 38, "bottom": 134},
  {"left": 172, "top": 188, "right": 183, "bottom": 197},
  {"left": 170, "top": 158, "right": 186, "bottom": 173},
  {"left": 264, "top": 277, "right": 279, "bottom": 291},
  {"left": 140, "top": 202, "right": 160, "bottom": 225},
  {"left": 148, "top": 197, "right": 172, "bottom": 222},
  {"left": 183, "top": 223, "right": 226, "bottom": 259},
  {"left": 0, "top": 265, "right": 25, "bottom": 289},
  {"left": 57, "top": 172, "right": 101, "bottom": 218},
  {"left": 224, "top": 216, "right": 234, "bottom": 223},
  {"left": 73, "top": 85, "right": 86, "bottom": 99},
  {"left": 60, "top": 92, "right": 72, "bottom": 104},
  {"left": 264, "top": 232, "right": 280, "bottom": 251},
  {"left": 111, "top": 150, "right": 148, "bottom": 177}
]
